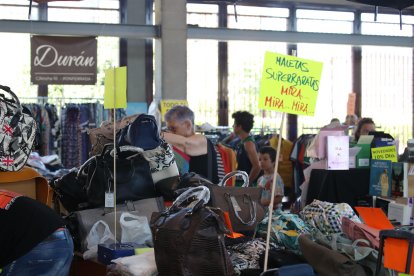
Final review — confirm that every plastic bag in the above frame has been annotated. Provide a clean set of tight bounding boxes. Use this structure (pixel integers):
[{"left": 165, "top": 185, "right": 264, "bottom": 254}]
[
  {"left": 120, "top": 212, "right": 152, "bottom": 244},
  {"left": 83, "top": 220, "right": 116, "bottom": 260}
]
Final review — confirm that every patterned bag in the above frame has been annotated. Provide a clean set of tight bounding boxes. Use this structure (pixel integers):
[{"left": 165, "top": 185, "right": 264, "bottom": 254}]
[
  {"left": 0, "top": 85, "right": 37, "bottom": 171},
  {"left": 257, "top": 212, "right": 312, "bottom": 253},
  {"left": 300, "top": 199, "right": 361, "bottom": 235}
]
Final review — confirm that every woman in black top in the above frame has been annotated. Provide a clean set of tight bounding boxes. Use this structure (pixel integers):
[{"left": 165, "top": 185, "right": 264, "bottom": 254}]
[
  {"left": 0, "top": 190, "right": 73, "bottom": 276},
  {"left": 232, "top": 111, "right": 260, "bottom": 185},
  {"left": 163, "top": 105, "right": 219, "bottom": 183}
]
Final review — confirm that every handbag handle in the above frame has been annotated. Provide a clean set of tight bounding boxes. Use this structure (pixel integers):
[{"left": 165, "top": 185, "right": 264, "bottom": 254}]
[
  {"left": 171, "top": 186, "right": 210, "bottom": 211},
  {"left": 218, "top": 170, "right": 249, "bottom": 187},
  {"left": 225, "top": 193, "right": 257, "bottom": 226},
  {"left": 109, "top": 145, "right": 144, "bottom": 158},
  {"left": 0, "top": 85, "right": 21, "bottom": 110}
]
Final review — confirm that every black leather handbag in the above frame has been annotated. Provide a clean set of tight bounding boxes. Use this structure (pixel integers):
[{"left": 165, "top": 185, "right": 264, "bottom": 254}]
[
  {"left": 79, "top": 144, "right": 156, "bottom": 208},
  {"left": 150, "top": 186, "right": 234, "bottom": 276}
]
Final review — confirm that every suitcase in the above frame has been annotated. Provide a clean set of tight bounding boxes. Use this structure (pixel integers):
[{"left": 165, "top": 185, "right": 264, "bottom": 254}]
[
  {"left": 260, "top": 264, "right": 314, "bottom": 276},
  {"left": 375, "top": 229, "right": 414, "bottom": 276},
  {"left": 97, "top": 242, "right": 142, "bottom": 265}
]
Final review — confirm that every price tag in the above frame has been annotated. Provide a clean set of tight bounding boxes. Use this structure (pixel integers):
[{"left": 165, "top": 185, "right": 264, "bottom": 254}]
[{"left": 105, "top": 192, "right": 114, "bottom": 208}]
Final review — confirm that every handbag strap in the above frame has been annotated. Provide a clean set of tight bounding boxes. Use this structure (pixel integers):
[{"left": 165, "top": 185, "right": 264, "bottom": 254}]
[
  {"left": 0, "top": 85, "right": 21, "bottom": 110},
  {"left": 218, "top": 170, "right": 249, "bottom": 187},
  {"left": 225, "top": 193, "right": 257, "bottom": 226}
]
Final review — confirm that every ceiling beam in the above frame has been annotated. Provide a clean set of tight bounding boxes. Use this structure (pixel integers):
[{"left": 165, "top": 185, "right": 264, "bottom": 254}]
[
  {"left": 0, "top": 19, "right": 412, "bottom": 48},
  {"left": 0, "top": 20, "right": 160, "bottom": 39},
  {"left": 187, "top": 26, "right": 414, "bottom": 47}
]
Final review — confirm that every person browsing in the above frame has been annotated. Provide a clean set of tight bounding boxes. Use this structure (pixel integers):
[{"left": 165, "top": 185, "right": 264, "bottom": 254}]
[
  {"left": 163, "top": 105, "right": 219, "bottom": 183},
  {"left": 232, "top": 111, "right": 260, "bottom": 185}
]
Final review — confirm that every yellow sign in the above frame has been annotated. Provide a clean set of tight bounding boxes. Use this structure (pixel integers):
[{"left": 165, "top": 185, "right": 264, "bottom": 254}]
[
  {"left": 160, "top": 99, "right": 188, "bottom": 119},
  {"left": 104, "top": 66, "right": 127, "bottom": 109},
  {"left": 259, "top": 52, "right": 323, "bottom": 116},
  {"left": 371, "top": 146, "right": 398, "bottom": 162}
]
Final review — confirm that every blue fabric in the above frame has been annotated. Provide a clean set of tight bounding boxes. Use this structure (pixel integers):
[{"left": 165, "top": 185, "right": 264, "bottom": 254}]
[{"left": 1, "top": 229, "right": 73, "bottom": 276}]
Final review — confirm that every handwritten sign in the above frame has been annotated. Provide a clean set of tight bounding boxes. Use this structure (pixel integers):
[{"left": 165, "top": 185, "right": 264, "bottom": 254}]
[
  {"left": 160, "top": 99, "right": 188, "bottom": 119},
  {"left": 371, "top": 146, "right": 398, "bottom": 162},
  {"left": 259, "top": 52, "right": 323, "bottom": 116},
  {"left": 347, "top": 93, "right": 356, "bottom": 115},
  {"left": 104, "top": 66, "right": 127, "bottom": 109}
]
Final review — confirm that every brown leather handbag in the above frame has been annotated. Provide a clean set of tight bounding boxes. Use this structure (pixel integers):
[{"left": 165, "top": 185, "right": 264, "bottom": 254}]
[
  {"left": 150, "top": 186, "right": 235, "bottom": 276},
  {"left": 88, "top": 114, "right": 139, "bottom": 156},
  {"left": 209, "top": 171, "right": 265, "bottom": 234}
]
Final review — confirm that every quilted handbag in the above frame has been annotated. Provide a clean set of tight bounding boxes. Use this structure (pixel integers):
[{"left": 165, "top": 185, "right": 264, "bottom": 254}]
[
  {"left": 0, "top": 85, "right": 37, "bottom": 171},
  {"left": 300, "top": 199, "right": 361, "bottom": 235},
  {"left": 209, "top": 171, "right": 265, "bottom": 234},
  {"left": 150, "top": 186, "right": 234, "bottom": 276}
]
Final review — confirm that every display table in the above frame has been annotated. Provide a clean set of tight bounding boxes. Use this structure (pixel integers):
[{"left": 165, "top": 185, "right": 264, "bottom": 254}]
[{"left": 306, "top": 168, "right": 370, "bottom": 207}]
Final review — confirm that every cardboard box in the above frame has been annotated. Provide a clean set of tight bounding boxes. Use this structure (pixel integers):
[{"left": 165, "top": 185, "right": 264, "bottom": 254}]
[
  {"left": 356, "top": 135, "right": 373, "bottom": 168},
  {"left": 388, "top": 202, "right": 411, "bottom": 225},
  {"left": 316, "top": 129, "right": 347, "bottom": 159},
  {"left": 349, "top": 146, "right": 361, "bottom": 169},
  {"left": 326, "top": 136, "right": 349, "bottom": 170}
]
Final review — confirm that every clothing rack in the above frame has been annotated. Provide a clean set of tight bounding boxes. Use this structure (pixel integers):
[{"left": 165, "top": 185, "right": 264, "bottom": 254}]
[{"left": 20, "top": 96, "right": 103, "bottom": 107}]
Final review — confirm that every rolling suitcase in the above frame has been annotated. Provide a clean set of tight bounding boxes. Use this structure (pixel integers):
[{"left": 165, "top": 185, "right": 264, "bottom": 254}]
[
  {"left": 260, "top": 264, "right": 314, "bottom": 276},
  {"left": 375, "top": 229, "right": 414, "bottom": 276}
]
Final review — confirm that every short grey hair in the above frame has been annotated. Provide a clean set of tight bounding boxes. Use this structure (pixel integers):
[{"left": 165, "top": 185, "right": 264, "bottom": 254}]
[{"left": 164, "top": 105, "right": 195, "bottom": 125}]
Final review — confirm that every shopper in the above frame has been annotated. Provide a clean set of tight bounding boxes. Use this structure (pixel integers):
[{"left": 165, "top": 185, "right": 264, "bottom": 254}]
[
  {"left": 257, "top": 146, "right": 285, "bottom": 212},
  {"left": 344, "top": 114, "right": 358, "bottom": 126},
  {"left": 354, "top": 117, "right": 375, "bottom": 142},
  {"left": 0, "top": 189, "right": 73, "bottom": 276},
  {"left": 231, "top": 111, "right": 260, "bottom": 185},
  {"left": 163, "top": 105, "right": 219, "bottom": 183}
]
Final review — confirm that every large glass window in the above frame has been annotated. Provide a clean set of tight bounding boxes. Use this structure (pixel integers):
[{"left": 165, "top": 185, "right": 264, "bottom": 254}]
[
  {"left": 186, "top": 4, "right": 219, "bottom": 125},
  {"left": 296, "top": 10, "right": 354, "bottom": 135},
  {"left": 227, "top": 6, "right": 289, "bottom": 131},
  {"left": 47, "top": 0, "right": 119, "bottom": 24},
  {"left": 361, "top": 13, "right": 413, "bottom": 153}
]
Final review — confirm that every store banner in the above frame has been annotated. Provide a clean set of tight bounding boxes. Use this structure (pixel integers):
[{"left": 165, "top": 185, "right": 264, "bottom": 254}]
[
  {"left": 31, "top": 35, "right": 97, "bottom": 85},
  {"left": 259, "top": 51, "right": 323, "bottom": 116}
]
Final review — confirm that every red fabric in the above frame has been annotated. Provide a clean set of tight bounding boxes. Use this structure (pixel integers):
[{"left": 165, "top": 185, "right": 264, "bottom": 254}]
[{"left": 217, "top": 144, "right": 231, "bottom": 176}]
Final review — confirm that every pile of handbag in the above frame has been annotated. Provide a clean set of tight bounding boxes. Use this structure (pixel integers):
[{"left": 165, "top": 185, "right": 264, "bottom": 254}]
[
  {"left": 50, "top": 114, "right": 181, "bottom": 254},
  {"left": 163, "top": 170, "right": 266, "bottom": 236},
  {"left": 295, "top": 200, "right": 392, "bottom": 276}
]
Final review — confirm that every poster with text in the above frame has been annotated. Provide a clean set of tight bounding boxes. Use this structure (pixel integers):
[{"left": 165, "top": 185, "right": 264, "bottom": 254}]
[
  {"left": 104, "top": 66, "right": 127, "bottom": 109},
  {"left": 259, "top": 52, "right": 323, "bottom": 116}
]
